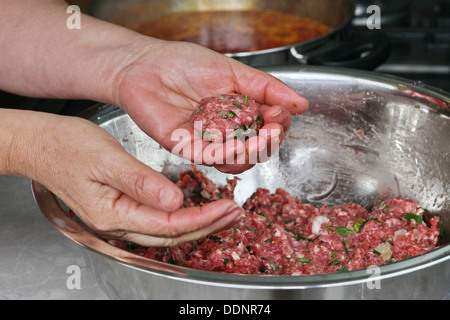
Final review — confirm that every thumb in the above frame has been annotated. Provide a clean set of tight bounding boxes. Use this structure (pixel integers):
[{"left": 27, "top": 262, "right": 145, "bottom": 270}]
[{"left": 98, "top": 147, "right": 184, "bottom": 212}]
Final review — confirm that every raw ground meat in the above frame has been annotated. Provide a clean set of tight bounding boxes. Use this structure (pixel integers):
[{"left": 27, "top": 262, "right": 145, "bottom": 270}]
[
  {"left": 109, "top": 165, "right": 442, "bottom": 276},
  {"left": 190, "top": 94, "right": 263, "bottom": 142}
]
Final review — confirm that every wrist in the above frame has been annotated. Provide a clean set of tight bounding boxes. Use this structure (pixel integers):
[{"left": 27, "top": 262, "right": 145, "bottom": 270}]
[{"left": 0, "top": 109, "right": 60, "bottom": 181}]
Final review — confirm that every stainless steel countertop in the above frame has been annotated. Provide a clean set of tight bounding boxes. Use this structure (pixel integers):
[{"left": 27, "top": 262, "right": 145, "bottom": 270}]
[{"left": 0, "top": 176, "right": 109, "bottom": 300}]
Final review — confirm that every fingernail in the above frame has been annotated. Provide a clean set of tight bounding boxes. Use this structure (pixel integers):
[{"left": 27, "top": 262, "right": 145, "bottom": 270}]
[
  {"left": 159, "top": 188, "right": 181, "bottom": 211},
  {"left": 271, "top": 108, "right": 283, "bottom": 118},
  {"left": 233, "top": 211, "right": 246, "bottom": 223},
  {"left": 226, "top": 205, "right": 242, "bottom": 216},
  {"left": 224, "top": 206, "right": 244, "bottom": 224}
]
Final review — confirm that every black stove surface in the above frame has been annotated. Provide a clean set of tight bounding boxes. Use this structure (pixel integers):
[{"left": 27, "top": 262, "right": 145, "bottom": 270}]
[
  {"left": 355, "top": 0, "right": 450, "bottom": 92},
  {"left": 1, "top": 0, "right": 449, "bottom": 115}
]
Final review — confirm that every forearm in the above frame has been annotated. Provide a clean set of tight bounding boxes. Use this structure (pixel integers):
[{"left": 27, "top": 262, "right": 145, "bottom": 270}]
[{"left": 0, "top": 0, "right": 149, "bottom": 103}]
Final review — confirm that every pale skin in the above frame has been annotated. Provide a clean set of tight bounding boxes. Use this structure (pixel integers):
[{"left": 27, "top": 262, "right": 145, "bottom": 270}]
[{"left": 0, "top": 0, "right": 308, "bottom": 246}]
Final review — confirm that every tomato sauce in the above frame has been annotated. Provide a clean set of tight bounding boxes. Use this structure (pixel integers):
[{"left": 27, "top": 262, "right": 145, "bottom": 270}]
[{"left": 129, "top": 10, "right": 333, "bottom": 53}]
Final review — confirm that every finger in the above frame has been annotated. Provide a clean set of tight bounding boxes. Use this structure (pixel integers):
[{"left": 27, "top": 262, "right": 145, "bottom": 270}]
[
  {"left": 229, "top": 60, "right": 309, "bottom": 114},
  {"left": 110, "top": 193, "right": 243, "bottom": 239},
  {"left": 97, "top": 145, "right": 184, "bottom": 212},
  {"left": 257, "top": 123, "right": 283, "bottom": 162},
  {"left": 166, "top": 122, "right": 245, "bottom": 166},
  {"left": 118, "top": 206, "right": 244, "bottom": 247},
  {"left": 200, "top": 138, "right": 245, "bottom": 167},
  {"left": 260, "top": 104, "right": 292, "bottom": 134}
]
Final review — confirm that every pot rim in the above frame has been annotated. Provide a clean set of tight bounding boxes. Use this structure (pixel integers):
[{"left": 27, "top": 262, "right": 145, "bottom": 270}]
[
  {"left": 90, "top": 0, "right": 356, "bottom": 58},
  {"left": 224, "top": 2, "right": 356, "bottom": 58}
]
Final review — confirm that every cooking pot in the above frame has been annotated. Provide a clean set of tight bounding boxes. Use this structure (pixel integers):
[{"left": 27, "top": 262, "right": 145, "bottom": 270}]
[
  {"left": 89, "top": 0, "right": 390, "bottom": 70},
  {"left": 33, "top": 66, "right": 449, "bottom": 300}
]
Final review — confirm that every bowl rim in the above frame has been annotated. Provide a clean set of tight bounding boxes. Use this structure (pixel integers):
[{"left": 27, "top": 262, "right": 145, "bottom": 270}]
[
  {"left": 33, "top": 66, "right": 450, "bottom": 290},
  {"left": 32, "top": 179, "right": 450, "bottom": 289}
]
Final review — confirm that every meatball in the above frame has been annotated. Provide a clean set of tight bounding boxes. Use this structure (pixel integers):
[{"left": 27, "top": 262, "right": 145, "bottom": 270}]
[{"left": 190, "top": 94, "right": 263, "bottom": 142}]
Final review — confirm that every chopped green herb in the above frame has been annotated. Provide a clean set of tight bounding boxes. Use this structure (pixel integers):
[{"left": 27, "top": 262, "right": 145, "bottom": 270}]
[
  {"left": 292, "top": 103, "right": 298, "bottom": 108},
  {"left": 229, "top": 227, "right": 237, "bottom": 240},
  {"left": 414, "top": 105, "right": 421, "bottom": 109},
  {"left": 207, "top": 235, "right": 224, "bottom": 243},
  {"left": 217, "top": 192, "right": 223, "bottom": 199},
  {"left": 233, "top": 103, "right": 242, "bottom": 109},
  {"left": 256, "top": 115, "right": 262, "bottom": 122},
  {"left": 378, "top": 202, "right": 391, "bottom": 210},
  {"left": 257, "top": 212, "right": 269, "bottom": 222},
  {"left": 296, "top": 258, "right": 311, "bottom": 263},
  {"left": 201, "top": 130, "right": 209, "bottom": 136},
  {"left": 223, "top": 258, "right": 230, "bottom": 265},
  {"left": 338, "top": 266, "right": 348, "bottom": 272},
  {"left": 227, "top": 110, "right": 237, "bottom": 117},
  {"left": 195, "top": 105, "right": 203, "bottom": 115},
  {"left": 373, "top": 249, "right": 381, "bottom": 256},
  {"left": 294, "top": 233, "right": 311, "bottom": 242},
  {"left": 168, "top": 256, "right": 179, "bottom": 265},
  {"left": 245, "top": 226, "right": 256, "bottom": 233},
  {"left": 264, "top": 239, "right": 272, "bottom": 243},
  {"left": 404, "top": 213, "right": 423, "bottom": 224},
  {"left": 125, "top": 242, "right": 139, "bottom": 251},
  {"left": 244, "top": 95, "right": 249, "bottom": 106},
  {"left": 342, "top": 240, "right": 350, "bottom": 254},
  {"left": 234, "top": 124, "right": 248, "bottom": 137},
  {"left": 331, "top": 253, "right": 336, "bottom": 258},
  {"left": 329, "top": 260, "right": 340, "bottom": 266},
  {"left": 369, "top": 217, "right": 382, "bottom": 223},
  {"left": 350, "top": 219, "right": 366, "bottom": 233},
  {"left": 335, "top": 227, "right": 354, "bottom": 236},
  {"left": 284, "top": 228, "right": 292, "bottom": 233},
  {"left": 190, "top": 191, "right": 203, "bottom": 199},
  {"left": 217, "top": 109, "right": 228, "bottom": 119},
  {"left": 270, "top": 262, "right": 279, "bottom": 272}
]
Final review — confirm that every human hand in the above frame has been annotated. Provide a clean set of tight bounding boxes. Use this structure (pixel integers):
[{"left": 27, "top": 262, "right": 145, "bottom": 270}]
[
  {"left": 112, "top": 40, "right": 308, "bottom": 174},
  {"left": 1, "top": 110, "right": 243, "bottom": 247}
]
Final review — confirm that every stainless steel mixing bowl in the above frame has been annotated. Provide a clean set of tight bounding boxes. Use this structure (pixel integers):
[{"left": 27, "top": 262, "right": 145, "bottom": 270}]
[{"left": 33, "top": 66, "right": 450, "bottom": 299}]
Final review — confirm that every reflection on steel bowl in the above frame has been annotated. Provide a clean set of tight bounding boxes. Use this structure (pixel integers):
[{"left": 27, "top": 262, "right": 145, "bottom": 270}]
[
  {"left": 129, "top": 10, "right": 332, "bottom": 53},
  {"left": 34, "top": 67, "right": 450, "bottom": 299}
]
